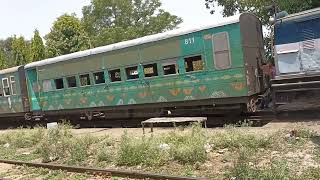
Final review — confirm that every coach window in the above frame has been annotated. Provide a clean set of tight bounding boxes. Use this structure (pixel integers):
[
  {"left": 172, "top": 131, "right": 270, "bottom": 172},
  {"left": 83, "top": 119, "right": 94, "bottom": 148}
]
[
  {"left": 143, "top": 63, "right": 158, "bottom": 78},
  {"left": 184, "top": 55, "right": 204, "bottom": 72},
  {"left": 2, "top": 78, "right": 10, "bottom": 96},
  {"left": 54, "top": 78, "right": 64, "bottom": 90},
  {"left": 94, "top": 71, "right": 105, "bottom": 84},
  {"left": 109, "top": 69, "right": 122, "bottom": 82},
  {"left": 43, "top": 80, "right": 53, "bottom": 92},
  {"left": 126, "top": 66, "right": 139, "bottom": 80},
  {"left": 67, "top": 76, "right": 77, "bottom": 88},
  {"left": 213, "top": 32, "right": 231, "bottom": 70},
  {"left": 10, "top": 76, "right": 17, "bottom": 95},
  {"left": 163, "top": 61, "right": 178, "bottom": 75},
  {"left": 80, "top": 74, "right": 91, "bottom": 86}
]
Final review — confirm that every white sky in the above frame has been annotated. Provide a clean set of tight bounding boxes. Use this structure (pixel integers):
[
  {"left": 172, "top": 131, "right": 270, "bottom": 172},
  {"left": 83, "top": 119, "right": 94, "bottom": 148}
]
[{"left": 0, "top": 0, "right": 225, "bottom": 40}]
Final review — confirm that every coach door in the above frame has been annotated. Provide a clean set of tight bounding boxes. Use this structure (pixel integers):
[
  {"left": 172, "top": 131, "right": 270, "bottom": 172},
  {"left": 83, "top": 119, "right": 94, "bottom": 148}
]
[
  {"left": 18, "top": 66, "right": 30, "bottom": 112},
  {"left": 1, "top": 77, "right": 12, "bottom": 112}
]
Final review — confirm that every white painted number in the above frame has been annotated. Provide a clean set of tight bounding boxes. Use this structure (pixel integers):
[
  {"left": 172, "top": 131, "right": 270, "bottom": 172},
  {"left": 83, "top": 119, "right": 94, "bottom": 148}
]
[{"left": 184, "top": 37, "right": 195, "bottom": 45}]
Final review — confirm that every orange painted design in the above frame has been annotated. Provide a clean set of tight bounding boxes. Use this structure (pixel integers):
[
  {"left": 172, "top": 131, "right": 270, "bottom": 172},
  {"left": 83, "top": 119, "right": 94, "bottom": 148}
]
[
  {"left": 106, "top": 95, "right": 115, "bottom": 102},
  {"left": 199, "top": 86, "right": 207, "bottom": 92},
  {"left": 80, "top": 97, "right": 88, "bottom": 104},
  {"left": 183, "top": 88, "right": 194, "bottom": 95},
  {"left": 231, "top": 82, "right": 246, "bottom": 91},
  {"left": 139, "top": 92, "right": 148, "bottom": 98},
  {"left": 170, "top": 89, "right": 181, "bottom": 96}
]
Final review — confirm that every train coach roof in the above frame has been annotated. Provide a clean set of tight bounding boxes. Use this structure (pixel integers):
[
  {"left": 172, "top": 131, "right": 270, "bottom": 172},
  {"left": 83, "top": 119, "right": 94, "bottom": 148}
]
[
  {"left": 277, "top": 7, "right": 320, "bottom": 23},
  {"left": 0, "top": 66, "right": 21, "bottom": 75},
  {"left": 25, "top": 14, "right": 242, "bottom": 69}
]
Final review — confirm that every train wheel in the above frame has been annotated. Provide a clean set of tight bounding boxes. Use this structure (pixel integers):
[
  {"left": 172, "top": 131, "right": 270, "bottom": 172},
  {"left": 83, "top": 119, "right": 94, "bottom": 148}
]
[
  {"left": 247, "top": 98, "right": 257, "bottom": 113},
  {"left": 24, "top": 113, "right": 32, "bottom": 121}
]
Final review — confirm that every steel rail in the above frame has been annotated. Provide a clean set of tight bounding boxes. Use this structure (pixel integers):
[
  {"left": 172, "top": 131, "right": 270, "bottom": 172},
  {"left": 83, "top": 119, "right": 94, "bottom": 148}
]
[{"left": 0, "top": 159, "right": 209, "bottom": 180}]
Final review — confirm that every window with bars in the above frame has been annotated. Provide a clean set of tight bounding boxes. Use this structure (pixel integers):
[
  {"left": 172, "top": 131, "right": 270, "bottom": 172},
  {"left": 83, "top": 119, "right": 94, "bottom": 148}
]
[
  {"left": 2, "top": 78, "right": 10, "bottom": 96},
  {"left": 80, "top": 74, "right": 91, "bottom": 86},
  {"left": 184, "top": 55, "right": 204, "bottom": 72},
  {"left": 10, "top": 76, "right": 16, "bottom": 95},
  {"left": 109, "top": 69, "right": 122, "bottom": 82}
]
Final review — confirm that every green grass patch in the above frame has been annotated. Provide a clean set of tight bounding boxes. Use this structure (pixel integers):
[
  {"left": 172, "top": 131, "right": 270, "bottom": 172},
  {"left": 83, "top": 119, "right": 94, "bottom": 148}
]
[{"left": 210, "top": 130, "right": 273, "bottom": 151}]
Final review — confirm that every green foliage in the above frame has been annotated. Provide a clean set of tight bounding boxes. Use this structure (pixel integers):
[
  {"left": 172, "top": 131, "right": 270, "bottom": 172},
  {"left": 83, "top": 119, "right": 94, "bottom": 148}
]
[
  {"left": 0, "top": 37, "right": 14, "bottom": 69},
  {"left": 95, "top": 136, "right": 114, "bottom": 163},
  {"left": 0, "top": 127, "right": 45, "bottom": 148},
  {"left": 45, "top": 14, "right": 91, "bottom": 58},
  {"left": 82, "top": 0, "right": 182, "bottom": 47},
  {"left": 36, "top": 124, "right": 98, "bottom": 165},
  {"left": 0, "top": 47, "right": 8, "bottom": 69},
  {"left": 117, "top": 124, "right": 207, "bottom": 166},
  {"left": 30, "top": 29, "right": 46, "bottom": 62},
  {"left": 206, "top": 0, "right": 319, "bottom": 25},
  {"left": 12, "top": 36, "right": 30, "bottom": 66},
  {"left": 227, "top": 150, "right": 293, "bottom": 180},
  {"left": 210, "top": 130, "right": 273, "bottom": 151},
  {"left": 163, "top": 124, "right": 207, "bottom": 164},
  {"left": 116, "top": 131, "right": 166, "bottom": 166}
]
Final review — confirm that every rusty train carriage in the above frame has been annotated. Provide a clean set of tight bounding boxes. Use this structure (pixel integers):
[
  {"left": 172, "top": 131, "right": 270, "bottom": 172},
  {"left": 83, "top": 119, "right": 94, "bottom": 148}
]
[{"left": 0, "top": 13, "right": 265, "bottom": 121}]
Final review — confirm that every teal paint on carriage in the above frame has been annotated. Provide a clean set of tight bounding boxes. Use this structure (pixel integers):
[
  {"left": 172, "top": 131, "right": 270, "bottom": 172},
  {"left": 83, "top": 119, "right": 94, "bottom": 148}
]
[
  {"left": 26, "top": 69, "right": 41, "bottom": 111},
  {"left": 0, "top": 71, "right": 24, "bottom": 114},
  {"left": 29, "top": 19, "right": 250, "bottom": 112}
]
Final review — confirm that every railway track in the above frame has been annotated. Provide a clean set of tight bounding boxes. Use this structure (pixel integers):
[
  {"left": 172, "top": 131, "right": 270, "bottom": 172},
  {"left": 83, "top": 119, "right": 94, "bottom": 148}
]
[{"left": 0, "top": 159, "right": 209, "bottom": 180}]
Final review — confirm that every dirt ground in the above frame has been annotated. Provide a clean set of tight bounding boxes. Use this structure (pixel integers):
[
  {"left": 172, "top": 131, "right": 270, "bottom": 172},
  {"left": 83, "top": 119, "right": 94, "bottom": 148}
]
[
  {"left": 1, "top": 120, "right": 320, "bottom": 179},
  {"left": 70, "top": 120, "right": 320, "bottom": 139}
]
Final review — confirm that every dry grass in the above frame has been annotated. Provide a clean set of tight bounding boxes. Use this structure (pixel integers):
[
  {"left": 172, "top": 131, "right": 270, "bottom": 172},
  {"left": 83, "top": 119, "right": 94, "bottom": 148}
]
[{"left": 0, "top": 122, "right": 320, "bottom": 179}]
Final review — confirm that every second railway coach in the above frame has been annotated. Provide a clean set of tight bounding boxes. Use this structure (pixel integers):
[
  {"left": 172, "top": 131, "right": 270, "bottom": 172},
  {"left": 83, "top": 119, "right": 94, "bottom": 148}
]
[{"left": 21, "top": 13, "right": 265, "bottom": 121}]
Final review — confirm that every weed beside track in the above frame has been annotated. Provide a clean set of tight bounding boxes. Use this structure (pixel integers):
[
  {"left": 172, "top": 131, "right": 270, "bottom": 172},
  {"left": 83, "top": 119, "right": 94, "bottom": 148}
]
[{"left": 0, "top": 123, "right": 320, "bottom": 179}]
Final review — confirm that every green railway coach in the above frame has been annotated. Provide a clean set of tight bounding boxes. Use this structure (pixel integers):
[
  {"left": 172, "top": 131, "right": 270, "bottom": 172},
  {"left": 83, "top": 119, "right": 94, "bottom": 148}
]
[
  {"left": 0, "top": 66, "right": 29, "bottom": 118},
  {"left": 2, "top": 13, "right": 265, "bottom": 121}
]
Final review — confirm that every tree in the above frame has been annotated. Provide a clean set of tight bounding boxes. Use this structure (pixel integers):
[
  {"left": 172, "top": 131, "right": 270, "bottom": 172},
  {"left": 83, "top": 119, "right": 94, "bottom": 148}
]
[
  {"left": 30, "top": 29, "right": 46, "bottom": 62},
  {"left": 45, "top": 14, "right": 91, "bottom": 58},
  {"left": 205, "top": 0, "right": 319, "bottom": 25},
  {"left": 82, "top": 0, "right": 182, "bottom": 47},
  {"left": 12, "top": 36, "right": 30, "bottom": 66},
  {"left": 0, "top": 47, "right": 8, "bottom": 69}
]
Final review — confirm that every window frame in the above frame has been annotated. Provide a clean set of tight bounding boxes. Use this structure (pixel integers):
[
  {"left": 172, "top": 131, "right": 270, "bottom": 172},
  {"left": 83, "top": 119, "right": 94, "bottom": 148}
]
[
  {"left": 66, "top": 76, "right": 78, "bottom": 89},
  {"left": 93, "top": 71, "right": 106, "bottom": 85},
  {"left": 2, "top": 78, "right": 10, "bottom": 97},
  {"left": 42, "top": 79, "right": 53, "bottom": 92},
  {"left": 212, "top": 32, "right": 232, "bottom": 70},
  {"left": 108, "top": 68, "right": 122, "bottom": 83},
  {"left": 79, "top": 74, "right": 91, "bottom": 87},
  {"left": 9, "top": 76, "right": 17, "bottom": 95},
  {"left": 184, "top": 55, "right": 204, "bottom": 73},
  {"left": 54, "top": 78, "right": 65, "bottom": 90},
  {"left": 162, "top": 59, "right": 179, "bottom": 76},
  {"left": 125, "top": 65, "right": 139, "bottom": 81},
  {"left": 143, "top": 63, "right": 159, "bottom": 78}
]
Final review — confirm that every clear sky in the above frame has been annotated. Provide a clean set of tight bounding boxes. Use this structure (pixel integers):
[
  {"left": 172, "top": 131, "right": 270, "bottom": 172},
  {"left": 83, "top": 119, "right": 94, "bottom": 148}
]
[{"left": 0, "top": 0, "right": 224, "bottom": 40}]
